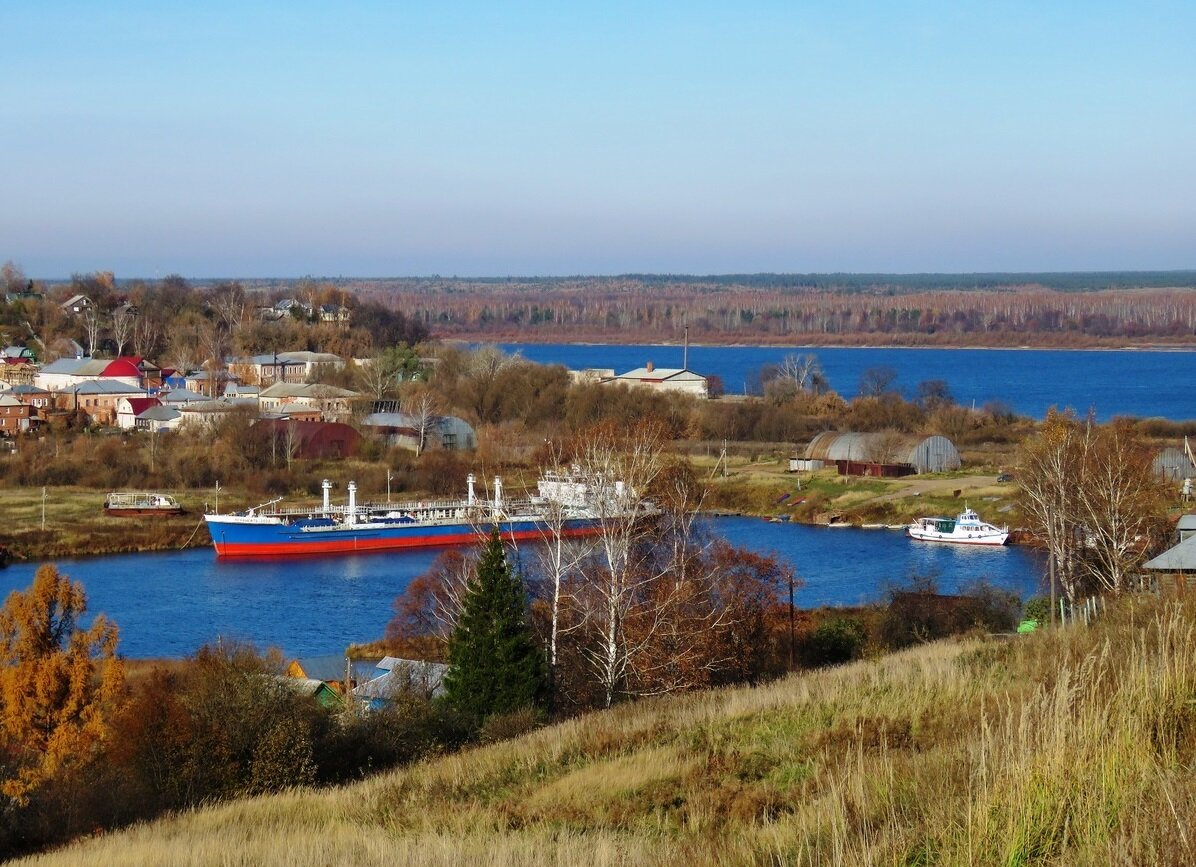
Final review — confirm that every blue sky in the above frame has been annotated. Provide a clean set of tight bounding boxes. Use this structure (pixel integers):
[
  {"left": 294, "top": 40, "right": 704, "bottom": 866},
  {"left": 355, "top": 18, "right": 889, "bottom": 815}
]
[{"left": 3, "top": 1, "right": 1194, "bottom": 278}]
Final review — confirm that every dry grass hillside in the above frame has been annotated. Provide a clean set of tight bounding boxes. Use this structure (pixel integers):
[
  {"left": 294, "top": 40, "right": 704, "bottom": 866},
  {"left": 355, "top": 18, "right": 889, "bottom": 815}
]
[{"left": 22, "top": 599, "right": 1196, "bottom": 867}]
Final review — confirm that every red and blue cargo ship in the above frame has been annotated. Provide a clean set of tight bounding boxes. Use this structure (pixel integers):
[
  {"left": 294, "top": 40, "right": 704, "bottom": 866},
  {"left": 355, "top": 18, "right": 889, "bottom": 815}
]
[{"left": 204, "top": 472, "right": 628, "bottom": 557}]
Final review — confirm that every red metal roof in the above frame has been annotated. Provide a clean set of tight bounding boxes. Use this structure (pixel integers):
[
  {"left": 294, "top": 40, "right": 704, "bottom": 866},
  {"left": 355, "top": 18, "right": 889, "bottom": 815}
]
[
  {"left": 124, "top": 397, "right": 161, "bottom": 416},
  {"left": 101, "top": 358, "right": 142, "bottom": 378}
]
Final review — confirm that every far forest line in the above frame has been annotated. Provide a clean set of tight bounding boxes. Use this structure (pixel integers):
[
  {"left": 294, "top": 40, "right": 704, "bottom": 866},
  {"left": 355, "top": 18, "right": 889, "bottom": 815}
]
[{"left": 217, "top": 272, "right": 1196, "bottom": 347}]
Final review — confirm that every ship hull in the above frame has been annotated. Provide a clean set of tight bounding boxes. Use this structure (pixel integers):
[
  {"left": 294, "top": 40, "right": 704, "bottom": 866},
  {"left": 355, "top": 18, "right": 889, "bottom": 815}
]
[
  {"left": 907, "top": 529, "right": 1008, "bottom": 546},
  {"left": 206, "top": 516, "right": 602, "bottom": 557},
  {"left": 105, "top": 507, "right": 185, "bottom": 517}
]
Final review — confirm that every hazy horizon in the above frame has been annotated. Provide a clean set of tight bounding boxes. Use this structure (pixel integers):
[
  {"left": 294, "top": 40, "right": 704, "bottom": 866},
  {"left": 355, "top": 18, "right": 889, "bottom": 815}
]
[
  {"left": 25, "top": 268, "right": 1196, "bottom": 284},
  {"left": 6, "top": 2, "right": 1194, "bottom": 278}
]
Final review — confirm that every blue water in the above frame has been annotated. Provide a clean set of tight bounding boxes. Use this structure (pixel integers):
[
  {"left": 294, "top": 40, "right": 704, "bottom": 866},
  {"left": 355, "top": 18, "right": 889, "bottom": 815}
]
[
  {"left": 498, "top": 342, "right": 1196, "bottom": 421},
  {"left": 0, "top": 519, "right": 1044, "bottom": 659}
]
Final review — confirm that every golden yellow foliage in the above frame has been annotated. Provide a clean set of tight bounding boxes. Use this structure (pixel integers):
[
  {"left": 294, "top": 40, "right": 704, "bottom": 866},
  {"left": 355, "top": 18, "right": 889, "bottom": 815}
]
[{"left": 0, "top": 565, "right": 124, "bottom": 803}]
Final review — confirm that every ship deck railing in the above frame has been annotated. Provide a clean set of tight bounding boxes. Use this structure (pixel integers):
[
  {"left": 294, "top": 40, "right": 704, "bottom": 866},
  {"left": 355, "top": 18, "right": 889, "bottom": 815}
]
[
  {"left": 105, "top": 492, "right": 180, "bottom": 508},
  {"left": 247, "top": 497, "right": 545, "bottom": 520}
]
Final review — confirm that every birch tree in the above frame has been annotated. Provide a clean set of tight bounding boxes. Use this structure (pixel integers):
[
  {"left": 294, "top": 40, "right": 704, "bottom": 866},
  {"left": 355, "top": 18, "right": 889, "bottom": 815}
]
[
  {"left": 1018, "top": 409, "right": 1085, "bottom": 602},
  {"left": 1074, "top": 421, "right": 1170, "bottom": 594},
  {"left": 401, "top": 388, "right": 440, "bottom": 456},
  {"left": 133, "top": 314, "right": 163, "bottom": 361},
  {"left": 573, "top": 420, "right": 667, "bottom": 707},
  {"left": 527, "top": 448, "right": 597, "bottom": 698},
  {"left": 81, "top": 309, "right": 102, "bottom": 357},
  {"left": 110, "top": 308, "right": 135, "bottom": 357}
]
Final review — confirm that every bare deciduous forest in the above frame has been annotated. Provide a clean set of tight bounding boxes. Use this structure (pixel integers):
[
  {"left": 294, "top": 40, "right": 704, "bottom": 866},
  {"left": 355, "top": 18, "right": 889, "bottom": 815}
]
[{"left": 267, "top": 271, "right": 1196, "bottom": 346}]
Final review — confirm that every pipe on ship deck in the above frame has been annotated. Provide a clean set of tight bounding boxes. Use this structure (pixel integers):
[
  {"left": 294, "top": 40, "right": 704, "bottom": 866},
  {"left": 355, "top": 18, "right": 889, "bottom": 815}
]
[
  {"left": 347, "top": 481, "right": 357, "bottom": 525},
  {"left": 322, "top": 479, "right": 331, "bottom": 513}
]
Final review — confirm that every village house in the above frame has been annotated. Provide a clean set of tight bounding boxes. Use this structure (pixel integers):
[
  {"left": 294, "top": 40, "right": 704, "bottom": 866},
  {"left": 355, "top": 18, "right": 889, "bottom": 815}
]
[
  {"left": 273, "top": 298, "right": 313, "bottom": 319},
  {"left": 184, "top": 369, "right": 239, "bottom": 396},
  {"left": 116, "top": 397, "right": 162, "bottom": 429},
  {"left": 59, "top": 294, "right": 94, "bottom": 315},
  {"left": 262, "top": 403, "right": 321, "bottom": 422},
  {"left": 134, "top": 405, "right": 183, "bottom": 432},
  {"left": 223, "top": 382, "right": 261, "bottom": 400},
  {"left": 53, "top": 380, "right": 147, "bottom": 426},
  {"left": 351, "top": 657, "right": 449, "bottom": 711},
  {"left": 2, "top": 383, "right": 52, "bottom": 410},
  {"left": 2, "top": 346, "right": 36, "bottom": 363},
  {"left": 160, "top": 387, "right": 212, "bottom": 408},
  {"left": 257, "top": 382, "right": 358, "bottom": 421},
  {"left": 0, "top": 394, "right": 36, "bottom": 436},
  {"left": 276, "top": 350, "right": 345, "bottom": 379},
  {"left": 278, "top": 677, "right": 343, "bottom": 710},
  {"left": 319, "top": 304, "right": 352, "bottom": 324},
  {"left": 229, "top": 351, "right": 345, "bottom": 386},
  {"left": 228, "top": 354, "right": 305, "bottom": 386},
  {"left": 286, "top": 656, "right": 381, "bottom": 694},
  {"left": 36, "top": 356, "right": 157, "bottom": 391},
  {"left": 611, "top": 362, "right": 710, "bottom": 398},
  {"left": 176, "top": 399, "right": 250, "bottom": 430}
]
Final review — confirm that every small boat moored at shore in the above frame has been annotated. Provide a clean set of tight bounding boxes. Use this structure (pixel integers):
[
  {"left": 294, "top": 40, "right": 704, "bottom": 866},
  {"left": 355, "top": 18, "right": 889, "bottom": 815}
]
[
  {"left": 104, "top": 492, "right": 184, "bottom": 517},
  {"left": 908, "top": 507, "right": 1008, "bottom": 546}
]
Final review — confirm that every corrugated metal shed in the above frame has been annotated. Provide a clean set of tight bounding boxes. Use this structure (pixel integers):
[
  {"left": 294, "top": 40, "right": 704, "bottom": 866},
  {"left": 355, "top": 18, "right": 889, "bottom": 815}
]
[
  {"left": 1153, "top": 447, "right": 1195, "bottom": 481},
  {"left": 804, "top": 432, "right": 961, "bottom": 473}
]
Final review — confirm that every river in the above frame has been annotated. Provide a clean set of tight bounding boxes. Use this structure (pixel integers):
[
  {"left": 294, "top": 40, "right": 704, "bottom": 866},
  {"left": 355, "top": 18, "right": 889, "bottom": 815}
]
[
  {"left": 0, "top": 519, "right": 1045, "bottom": 659},
  {"left": 497, "top": 342, "right": 1196, "bottom": 421}
]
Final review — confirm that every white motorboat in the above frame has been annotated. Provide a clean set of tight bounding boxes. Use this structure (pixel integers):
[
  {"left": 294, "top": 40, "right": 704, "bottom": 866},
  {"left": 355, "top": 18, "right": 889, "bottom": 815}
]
[{"left": 907, "top": 507, "right": 1008, "bottom": 546}]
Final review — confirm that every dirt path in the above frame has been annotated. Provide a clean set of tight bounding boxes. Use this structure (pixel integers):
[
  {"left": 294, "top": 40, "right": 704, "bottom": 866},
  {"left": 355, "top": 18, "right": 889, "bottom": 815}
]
[{"left": 872, "top": 474, "right": 1002, "bottom": 503}]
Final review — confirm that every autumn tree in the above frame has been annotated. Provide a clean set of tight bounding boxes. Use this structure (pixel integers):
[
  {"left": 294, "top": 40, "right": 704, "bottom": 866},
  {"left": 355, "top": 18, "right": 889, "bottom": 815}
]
[
  {"left": 385, "top": 550, "right": 476, "bottom": 661},
  {"left": 1074, "top": 421, "right": 1171, "bottom": 594},
  {"left": 0, "top": 566, "right": 124, "bottom": 803},
  {"left": 764, "top": 353, "right": 828, "bottom": 401},
  {"left": 571, "top": 419, "right": 670, "bottom": 707},
  {"left": 1018, "top": 410, "right": 1085, "bottom": 603},
  {"left": 401, "top": 387, "right": 440, "bottom": 456},
  {"left": 110, "top": 306, "right": 136, "bottom": 357},
  {"left": 858, "top": 365, "right": 899, "bottom": 398},
  {"left": 357, "top": 348, "right": 409, "bottom": 400}
]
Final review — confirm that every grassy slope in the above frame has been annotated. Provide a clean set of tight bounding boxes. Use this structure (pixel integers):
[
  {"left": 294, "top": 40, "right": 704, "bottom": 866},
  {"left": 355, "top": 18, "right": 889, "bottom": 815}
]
[{"left": 22, "top": 599, "right": 1196, "bottom": 866}]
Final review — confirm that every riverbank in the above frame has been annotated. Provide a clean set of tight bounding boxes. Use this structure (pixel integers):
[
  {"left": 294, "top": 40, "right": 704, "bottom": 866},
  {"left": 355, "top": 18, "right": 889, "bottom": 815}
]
[
  {"left": 0, "top": 466, "right": 1024, "bottom": 563},
  {"left": 445, "top": 333, "right": 1196, "bottom": 352},
  {"left": 0, "top": 487, "right": 211, "bottom": 563},
  {"left": 697, "top": 455, "right": 1022, "bottom": 529}
]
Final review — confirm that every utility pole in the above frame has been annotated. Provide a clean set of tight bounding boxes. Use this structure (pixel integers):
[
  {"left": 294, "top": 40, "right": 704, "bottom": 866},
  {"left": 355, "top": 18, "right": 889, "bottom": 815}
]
[
  {"left": 41, "top": 486, "right": 46, "bottom": 531},
  {"left": 683, "top": 314, "right": 689, "bottom": 370},
  {"left": 387, "top": 469, "right": 393, "bottom": 503}
]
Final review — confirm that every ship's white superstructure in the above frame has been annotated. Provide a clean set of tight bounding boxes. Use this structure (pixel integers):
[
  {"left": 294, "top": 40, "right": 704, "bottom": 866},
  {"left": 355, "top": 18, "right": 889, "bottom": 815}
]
[{"left": 907, "top": 507, "right": 1008, "bottom": 546}]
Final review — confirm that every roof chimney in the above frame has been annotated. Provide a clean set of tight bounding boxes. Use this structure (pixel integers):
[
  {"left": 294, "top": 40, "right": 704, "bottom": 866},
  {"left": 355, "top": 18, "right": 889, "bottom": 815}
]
[{"left": 646, "top": 361, "right": 655, "bottom": 373}]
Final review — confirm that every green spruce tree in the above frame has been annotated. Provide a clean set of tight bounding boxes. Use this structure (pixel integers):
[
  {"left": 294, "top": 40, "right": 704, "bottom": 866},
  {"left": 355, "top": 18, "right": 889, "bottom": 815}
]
[{"left": 443, "top": 531, "right": 547, "bottom": 726}]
